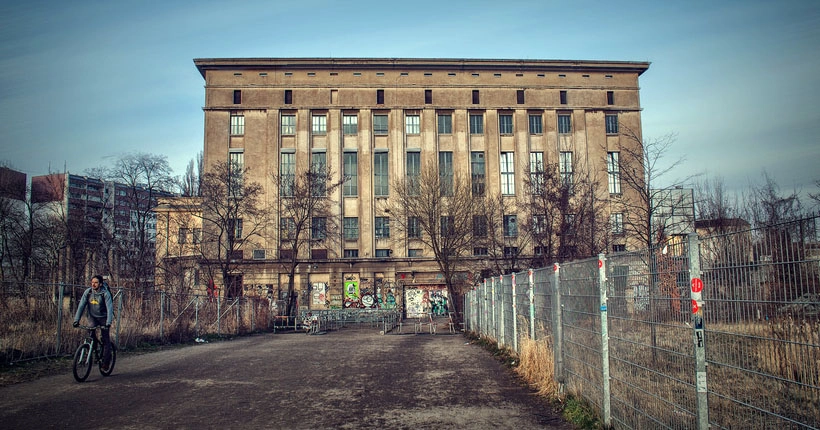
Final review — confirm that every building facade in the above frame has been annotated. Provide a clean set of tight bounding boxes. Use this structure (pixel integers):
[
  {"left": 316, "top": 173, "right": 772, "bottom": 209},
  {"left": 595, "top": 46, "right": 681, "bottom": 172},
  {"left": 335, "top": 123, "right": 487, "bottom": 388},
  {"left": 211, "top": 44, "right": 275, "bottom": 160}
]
[{"left": 166, "top": 58, "right": 650, "bottom": 314}]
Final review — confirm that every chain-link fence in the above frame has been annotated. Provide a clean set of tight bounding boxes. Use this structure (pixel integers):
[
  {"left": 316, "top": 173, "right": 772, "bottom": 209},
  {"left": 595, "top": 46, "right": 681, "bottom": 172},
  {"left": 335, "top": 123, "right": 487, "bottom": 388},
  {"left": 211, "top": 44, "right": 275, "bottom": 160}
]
[{"left": 465, "top": 214, "right": 820, "bottom": 429}]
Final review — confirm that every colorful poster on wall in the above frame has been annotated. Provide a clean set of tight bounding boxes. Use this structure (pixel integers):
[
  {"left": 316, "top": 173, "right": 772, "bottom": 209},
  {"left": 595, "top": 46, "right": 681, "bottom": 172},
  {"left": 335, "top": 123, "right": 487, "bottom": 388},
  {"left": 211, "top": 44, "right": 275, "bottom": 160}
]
[
  {"left": 405, "top": 287, "right": 448, "bottom": 318},
  {"left": 344, "top": 279, "right": 359, "bottom": 308},
  {"left": 312, "top": 282, "right": 327, "bottom": 306}
]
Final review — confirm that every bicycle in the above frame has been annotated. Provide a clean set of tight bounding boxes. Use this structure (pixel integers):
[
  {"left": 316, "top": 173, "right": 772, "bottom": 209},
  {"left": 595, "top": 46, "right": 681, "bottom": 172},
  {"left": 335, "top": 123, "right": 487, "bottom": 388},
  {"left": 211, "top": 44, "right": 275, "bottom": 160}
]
[{"left": 72, "top": 325, "right": 118, "bottom": 382}]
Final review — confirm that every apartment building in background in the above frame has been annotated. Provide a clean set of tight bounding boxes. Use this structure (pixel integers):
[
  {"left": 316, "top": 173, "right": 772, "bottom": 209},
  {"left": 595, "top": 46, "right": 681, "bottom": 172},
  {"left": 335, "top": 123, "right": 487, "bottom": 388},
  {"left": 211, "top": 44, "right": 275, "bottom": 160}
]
[
  {"left": 157, "top": 57, "right": 650, "bottom": 314},
  {"left": 31, "top": 172, "right": 172, "bottom": 286}
]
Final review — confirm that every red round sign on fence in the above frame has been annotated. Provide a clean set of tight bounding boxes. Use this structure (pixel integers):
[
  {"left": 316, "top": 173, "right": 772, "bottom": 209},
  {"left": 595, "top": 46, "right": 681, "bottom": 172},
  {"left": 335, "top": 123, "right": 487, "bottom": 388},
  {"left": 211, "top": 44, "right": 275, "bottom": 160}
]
[
  {"left": 553, "top": 264, "right": 559, "bottom": 272},
  {"left": 692, "top": 300, "right": 699, "bottom": 313},
  {"left": 691, "top": 278, "right": 703, "bottom": 293},
  {"left": 598, "top": 260, "right": 603, "bottom": 268}
]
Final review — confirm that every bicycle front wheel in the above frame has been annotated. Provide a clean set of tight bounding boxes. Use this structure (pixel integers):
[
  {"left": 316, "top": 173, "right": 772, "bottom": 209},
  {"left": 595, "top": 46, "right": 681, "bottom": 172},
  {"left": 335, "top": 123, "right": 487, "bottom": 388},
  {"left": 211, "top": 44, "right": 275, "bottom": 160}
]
[
  {"left": 99, "top": 343, "right": 117, "bottom": 376},
  {"left": 72, "top": 343, "right": 93, "bottom": 382}
]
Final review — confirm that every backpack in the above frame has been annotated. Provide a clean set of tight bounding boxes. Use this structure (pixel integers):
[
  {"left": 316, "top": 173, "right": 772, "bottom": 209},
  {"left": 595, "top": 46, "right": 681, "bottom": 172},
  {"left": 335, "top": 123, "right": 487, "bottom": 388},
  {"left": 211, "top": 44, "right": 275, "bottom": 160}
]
[{"left": 102, "top": 281, "right": 113, "bottom": 299}]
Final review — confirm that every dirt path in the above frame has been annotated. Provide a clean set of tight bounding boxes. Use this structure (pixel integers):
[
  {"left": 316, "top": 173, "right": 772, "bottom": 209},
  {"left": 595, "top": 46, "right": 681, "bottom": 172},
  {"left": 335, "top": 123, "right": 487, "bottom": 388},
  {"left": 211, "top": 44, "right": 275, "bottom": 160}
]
[{"left": 0, "top": 328, "right": 573, "bottom": 429}]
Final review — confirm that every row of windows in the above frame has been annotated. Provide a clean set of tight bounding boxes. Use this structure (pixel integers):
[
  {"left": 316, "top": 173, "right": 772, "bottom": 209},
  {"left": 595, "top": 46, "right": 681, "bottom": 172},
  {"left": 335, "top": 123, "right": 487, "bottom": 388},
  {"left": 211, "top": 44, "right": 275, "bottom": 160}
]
[
  {"left": 230, "top": 111, "right": 619, "bottom": 137},
  {"left": 274, "top": 149, "right": 622, "bottom": 198},
  {"left": 231, "top": 89, "right": 617, "bottom": 107},
  {"left": 198, "top": 211, "right": 625, "bottom": 254}
]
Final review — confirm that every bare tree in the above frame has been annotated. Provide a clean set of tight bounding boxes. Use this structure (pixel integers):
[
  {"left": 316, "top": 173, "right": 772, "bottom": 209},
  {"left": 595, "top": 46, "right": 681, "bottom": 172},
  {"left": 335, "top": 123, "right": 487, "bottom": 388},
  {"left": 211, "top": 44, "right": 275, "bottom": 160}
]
[
  {"left": 270, "top": 161, "right": 345, "bottom": 317},
  {"left": 617, "top": 126, "right": 696, "bottom": 249},
  {"left": 523, "top": 159, "right": 609, "bottom": 268},
  {"left": 106, "top": 152, "right": 176, "bottom": 291},
  {"left": 178, "top": 151, "right": 203, "bottom": 197},
  {"left": 479, "top": 192, "right": 531, "bottom": 275},
  {"left": 197, "top": 160, "right": 269, "bottom": 299},
  {"left": 391, "top": 163, "right": 479, "bottom": 318}
]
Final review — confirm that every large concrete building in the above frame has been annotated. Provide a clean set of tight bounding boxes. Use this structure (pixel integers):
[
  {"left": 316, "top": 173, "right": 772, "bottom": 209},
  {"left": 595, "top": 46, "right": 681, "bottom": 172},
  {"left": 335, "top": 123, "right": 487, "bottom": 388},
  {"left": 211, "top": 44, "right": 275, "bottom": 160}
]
[{"left": 159, "top": 58, "right": 650, "bottom": 315}]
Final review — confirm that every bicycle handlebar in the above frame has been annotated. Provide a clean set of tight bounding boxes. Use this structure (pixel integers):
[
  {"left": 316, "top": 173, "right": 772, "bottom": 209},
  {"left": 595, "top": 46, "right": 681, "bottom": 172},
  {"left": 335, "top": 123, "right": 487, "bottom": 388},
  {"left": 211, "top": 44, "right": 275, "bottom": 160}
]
[{"left": 76, "top": 325, "right": 105, "bottom": 330}]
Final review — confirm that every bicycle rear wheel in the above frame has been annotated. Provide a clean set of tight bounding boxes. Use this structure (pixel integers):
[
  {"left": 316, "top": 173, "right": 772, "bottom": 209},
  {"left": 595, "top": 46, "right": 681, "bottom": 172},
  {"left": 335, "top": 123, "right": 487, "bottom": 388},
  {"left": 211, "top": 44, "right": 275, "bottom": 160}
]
[
  {"left": 99, "top": 343, "right": 117, "bottom": 376},
  {"left": 72, "top": 343, "right": 92, "bottom": 382}
]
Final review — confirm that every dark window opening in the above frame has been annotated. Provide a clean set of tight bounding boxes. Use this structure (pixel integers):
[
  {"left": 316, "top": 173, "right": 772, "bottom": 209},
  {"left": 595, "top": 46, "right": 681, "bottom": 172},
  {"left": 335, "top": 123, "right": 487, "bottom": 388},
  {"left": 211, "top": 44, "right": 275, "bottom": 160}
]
[
  {"left": 472, "top": 90, "right": 480, "bottom": 104},
  {"left": 425, "top": 89, "right": 432, "bottom": 104},
  {"left": 516, "top": 89, "right": 525, "bottom": 104},
  {"left": 233, "top": 90, "right": 241, "bottom": 104},
  {"left": 560, "top": 90, "right": 567, "bottom": 105},
  {"left": 377, "top": 89, "right": 384, "bottom": 104},
  {"left": 284, "top": 90, "right": 292, "bottom": 105},
  {"left": 607, "top": 91, "right": 614, "bottom": 105}
]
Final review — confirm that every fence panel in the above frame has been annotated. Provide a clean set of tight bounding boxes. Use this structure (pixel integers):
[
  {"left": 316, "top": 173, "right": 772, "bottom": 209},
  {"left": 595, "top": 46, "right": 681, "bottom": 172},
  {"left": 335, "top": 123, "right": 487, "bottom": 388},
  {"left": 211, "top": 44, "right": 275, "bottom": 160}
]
[{"left": 699, "top": 218, "right": 820, "bottom": 429}]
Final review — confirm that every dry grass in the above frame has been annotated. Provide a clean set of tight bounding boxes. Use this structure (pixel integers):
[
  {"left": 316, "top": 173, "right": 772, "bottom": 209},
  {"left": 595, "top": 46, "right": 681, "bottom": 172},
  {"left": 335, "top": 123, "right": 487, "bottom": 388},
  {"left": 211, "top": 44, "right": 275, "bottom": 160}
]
[{"left": 514, "top": 326, "right": 560, "bottom": 400}]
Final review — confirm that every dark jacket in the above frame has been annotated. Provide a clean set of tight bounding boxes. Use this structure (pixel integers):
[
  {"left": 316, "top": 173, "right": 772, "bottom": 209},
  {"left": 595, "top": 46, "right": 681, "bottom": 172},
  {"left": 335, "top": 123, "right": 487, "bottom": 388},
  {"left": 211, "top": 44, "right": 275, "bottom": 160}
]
[{"left": 74, "top": 287, "right": 114, "bottom": 326}]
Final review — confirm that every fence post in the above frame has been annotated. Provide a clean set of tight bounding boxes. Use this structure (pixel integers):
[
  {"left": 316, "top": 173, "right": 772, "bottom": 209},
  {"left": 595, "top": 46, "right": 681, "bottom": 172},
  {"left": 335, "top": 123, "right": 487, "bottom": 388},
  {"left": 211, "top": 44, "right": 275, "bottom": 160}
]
[
  {"left": 160, "top": 291, "right": 165, "bottom": 341},
  {"left": 499, "top": 275, "right": 506, "bottom": 348},
  {"left": 195, "top": 295, "right": 200, "bottom": 337},
  {"left": 688, "top": 232, "right": 709, "bottom": 430},
  {"left": 512, "top": 272, "right": 518, "bottom": 353},
  {"left": 598, "top": 253, "right": 612, "bottom": 428},
  {"left": 491, "top": 276, "right": 497, "bottom": 342},
  {"left": 553, "top": 263, "right": 564, "bottom": 385},
  {"left": 56, "top": 283, "right": 64, "bottom": 354},
  {"left": 528, "top": 268, "right": 535, "bottom": 341}
]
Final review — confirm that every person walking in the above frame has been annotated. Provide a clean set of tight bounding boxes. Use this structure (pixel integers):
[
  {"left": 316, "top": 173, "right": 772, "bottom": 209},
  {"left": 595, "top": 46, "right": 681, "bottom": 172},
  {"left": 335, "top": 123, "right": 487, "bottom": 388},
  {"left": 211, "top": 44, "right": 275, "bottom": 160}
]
[{"left": 73, "top": 275, "right": 114, "bottom": 370}]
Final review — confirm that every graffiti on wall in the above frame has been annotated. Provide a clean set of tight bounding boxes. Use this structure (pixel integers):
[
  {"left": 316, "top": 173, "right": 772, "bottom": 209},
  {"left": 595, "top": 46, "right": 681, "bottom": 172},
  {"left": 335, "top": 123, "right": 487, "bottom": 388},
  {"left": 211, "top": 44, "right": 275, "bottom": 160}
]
[
  {"left": 405, "top": 287, "right": 448, "bottom": 318},
  {"left": 312, "top": 282, "right": 327, "bottom": 306},
  {"left": 343, "top": 276, "right": 359, "bottom": 308}
]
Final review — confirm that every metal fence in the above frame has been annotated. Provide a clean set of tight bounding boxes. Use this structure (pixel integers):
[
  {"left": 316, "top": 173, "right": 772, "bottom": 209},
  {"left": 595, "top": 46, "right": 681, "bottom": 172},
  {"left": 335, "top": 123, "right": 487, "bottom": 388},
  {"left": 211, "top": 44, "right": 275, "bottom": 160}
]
[
  {"left": 465, "top": 215, "right": 820, "bottom": 429},
  {"left": 0, "top": 283, "right": 279, "bottom": 364}
]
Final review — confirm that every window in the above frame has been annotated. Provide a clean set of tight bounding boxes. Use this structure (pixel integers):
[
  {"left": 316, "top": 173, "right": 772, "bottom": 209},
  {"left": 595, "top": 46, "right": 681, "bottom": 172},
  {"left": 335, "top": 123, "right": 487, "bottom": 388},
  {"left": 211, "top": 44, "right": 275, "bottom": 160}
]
[
  {"left": 558, "top": 114, "right": 571, "bottom": 134},
  {"left": 503, "top": 215, "right": 518, "bottom": 237},
  {"left": 311, "top": 217, "right": 326, "bottom": 240},
  {"left": 405, "top": 114, "right": 420, "bottom": 134},
  {"left": 280, "top": 152, "right": 295, "bottom": 196},
  {"left": 281, "top": 114, "right": 295, "bottom": 135},
  {"left": 343, "top": 152, "right": 358, "bottom": 196},
  {"left": 612, "top": 244, "right": 626, "bottom": 252},
  {"left": 528, "top": 114, "right": 542, "bottom": 134},
  {"left": 564, "top": 214, "right": 577, "bottom": 236},
  {"left": 408, "top": 216, "right": 421, "bottom": 239},
  {"left": 311, "top": 152, "right": 327, "bottom": 196},
  {"left": 606, "top": 114, "right": 619, "bottom": 134},
  {"left": 530, "top": 152, "right": 544, "bottom": 194},
  {"left": 375, "top": 249, "right": 391, "bottom": 258},
  {"left": 473, "top": 247, "right": 488, "bottom": 256},
  {"left": 228, "top": 218, "right": 243, "bottom": 240},
  {"left": 344, "top": 249, "right": 359, "bottom": 258},
  {"left": 504, "top": 247, "right": 519, "bottom": 257},
  {"left": 437, "top": 113, "right": 452, "bottom": 134},
  {"left": 440, "top": 216, "right": 454, "bottom": 237},
  {"left": 607, "top": 152, "right": 621, "bottom": 194},
  {"left": 439, "top": 151, "right": 453, "bottom": 196},
  {"left": 284, "top": 89, "right": 292, "bottom": 104},
  {"left": 560, "top": 90, "right": 567, "bottom": 105},
  {"left": 469, "top": 114, "right": 483, "bottom": 134},
  {"left": 343, "top": 114, "right": 358, "bottom": 134},
  {"left": 233, "top": 90, "right": 241, "bottom": 104},
  {"left": 471, "top": 152, "right": 485, "bottom": 196},
  {"left": 532, "top": 215, "right": 547, "bottom": 235},
  {"left": 280, "top": 218, "right": 295, "bottom": 240},
  {"left": 425, "top": 89, "right": 432, "bottom": 104},
  {"left": 344, "top": 217, "right": 359, "bottom": 240},
  {"left": 376, "top": 89, "right": 384, "bottom": 104},
  {"left": 516, "top": 89, "right": 525, "bottom": 104},
  {"left": 230, "top": 114, "right": 244, "bottom": 136},
  {"left": 472, "top": 90, "right": 480, "bottom": 104},
  {"left": 473, "top": 215, "right": 488, "bottom": 238},
  {"left": 312, "top": 114, "right": 327, "bottom": 135},
  {"left": 373, "top": 114, "right": 388, "bottom": 135},
  {"left": 374, "top": 152, "right": 389, "bottom": 196},
  {"left": 192, "top": 228, "right": 202, "bottom": 244},
  {"left": 607, "top": 91, "right": 614, "bottom": 105},
  {"left": 559, "top": 152, "right": 573, "bottom": 189},
  {"left": 178, "top": 228, "right": 188, "bottom": 244},
  {"left": 499, "top": 114, "right": 513, "bottom": 134},
  {"left": 375, "top": 216, "right": 390, "bottom": 239},
  {"left": 500, "top": 152, "right": 515, "bottom": 195},
  {"left": 611, "top": 213, "right": 624, "bottom": 235},
  {"left": 406, "top": 152, "right": 420, "bottom": 195},
  {"left": 408, "top": 249, "right": 423, "bottom": 257},
  {"left": 229, "top": 151, "right": 244, "bottom": 195}
]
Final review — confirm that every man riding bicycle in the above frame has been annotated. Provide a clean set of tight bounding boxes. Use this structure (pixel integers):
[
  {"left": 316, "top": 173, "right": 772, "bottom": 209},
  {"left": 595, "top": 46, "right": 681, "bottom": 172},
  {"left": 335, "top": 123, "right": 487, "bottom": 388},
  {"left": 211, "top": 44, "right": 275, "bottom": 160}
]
[{"left": 73, "top": 275, "right": 114, "bottom": 371}]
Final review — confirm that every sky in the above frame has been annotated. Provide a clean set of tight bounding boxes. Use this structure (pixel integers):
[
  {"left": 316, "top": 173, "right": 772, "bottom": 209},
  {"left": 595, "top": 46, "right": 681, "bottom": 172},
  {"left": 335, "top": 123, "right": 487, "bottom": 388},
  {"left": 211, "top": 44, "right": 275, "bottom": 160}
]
[{"left": 1, "top": 0, "right": 818, "bottom": 204}]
